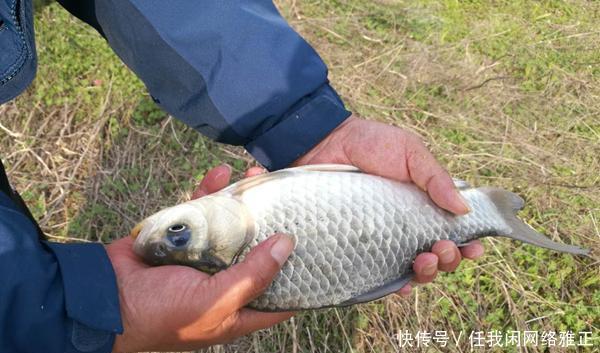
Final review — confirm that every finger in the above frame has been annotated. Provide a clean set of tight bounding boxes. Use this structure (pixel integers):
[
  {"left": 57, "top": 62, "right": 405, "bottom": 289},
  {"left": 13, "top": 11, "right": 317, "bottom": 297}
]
[
  {"left": 405, "top": 137, "right": 470, "bottom": 215},
  {"left": 431, "top": 240, "right": 461, "bottom": 272},
  {"left": 412, "top": 252, "right": 438, "bottom": 283},
  {"left": 206, "top": 234, "right": 294, "bottom": 317},
  {"left": 223, "top": 309, "right": 295, "bottom": 337},
  {"left": 192, "top": 164, "right": 232, "bottom": 199},
  {"left": 426, "top": 175, "right": 470, "bottom": 216},
  {"left": 106, "top": 236, "right": 149, "bottom": 269},
  {"left": 460, "top": 240, "right": 485, "bottom": 259},
  {"left": 396, "top": 284, "right": 412, "bottom": 297},
  {"left": 244, "top": 167, "right": 266, "bottom": 178}
]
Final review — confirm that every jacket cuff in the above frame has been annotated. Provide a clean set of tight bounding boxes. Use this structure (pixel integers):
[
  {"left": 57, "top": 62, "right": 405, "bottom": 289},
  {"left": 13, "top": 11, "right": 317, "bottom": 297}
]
[
  {"left": 245, "top": 83, "right": 352, "bottom": 170},
  {"left": 46, "top": 242, "right": 123, "bottom": 352}
]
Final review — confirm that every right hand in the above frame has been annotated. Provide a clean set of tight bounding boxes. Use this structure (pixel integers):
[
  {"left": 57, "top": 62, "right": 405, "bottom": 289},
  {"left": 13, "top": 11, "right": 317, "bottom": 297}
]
[
  {"left": 293, "top": 116, "right": 484, "bottom": 295},
  {"left": 108, "top": 165, "right": 295, "bottom": 352}
]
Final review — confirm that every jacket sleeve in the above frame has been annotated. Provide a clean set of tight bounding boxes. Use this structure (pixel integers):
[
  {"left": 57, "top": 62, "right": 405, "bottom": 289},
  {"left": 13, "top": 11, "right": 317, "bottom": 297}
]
[
  {"left": 0, "top": 192, "right": 122, "bottom": 353},
  {"left": 63, "top": 0, "right": 352, "bottom": 170}
]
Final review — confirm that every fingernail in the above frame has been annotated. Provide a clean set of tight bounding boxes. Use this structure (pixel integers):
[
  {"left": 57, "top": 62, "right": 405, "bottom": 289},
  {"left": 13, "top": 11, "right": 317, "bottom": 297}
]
[
  {"left": 214, "top": 164, "right": 231, "bottom": 178},
  {"left": 422, "top": 263, "right": 437, "bottom": 276},
  {"left": 270, "top": 235, "right": 294, "bottom": 266},
  {"left": 219, "top": 163, "right": 232, "bottom": 173},
  {"left": 454, "top": 189, "right": 471, "bottom": 215},
  {"left": 438, "top": 247, "right": 455, "bottom": 264}
]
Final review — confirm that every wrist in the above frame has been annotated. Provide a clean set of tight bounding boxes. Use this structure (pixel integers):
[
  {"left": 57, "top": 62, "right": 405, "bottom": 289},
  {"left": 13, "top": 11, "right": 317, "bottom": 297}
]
[
  {"left": 292, "top": 114, "right": 361, "bottom": 166},
  {"left": 245, "top": 84, "right": 352, "bottom": 171}
]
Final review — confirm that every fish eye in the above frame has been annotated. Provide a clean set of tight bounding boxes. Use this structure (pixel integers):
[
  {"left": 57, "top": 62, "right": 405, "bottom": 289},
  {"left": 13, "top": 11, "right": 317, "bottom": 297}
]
[{"left": 168, "top": 224, "right": 187, "bottom": 233}]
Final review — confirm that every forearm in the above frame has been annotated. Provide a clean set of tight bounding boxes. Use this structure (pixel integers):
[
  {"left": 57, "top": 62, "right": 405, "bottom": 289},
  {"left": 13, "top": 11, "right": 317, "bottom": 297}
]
[
  {"left": 0, "top": 191, "right": 122, "bottom": 353},
  {"left": 60, "top": 0, "right": 351, "bottom": 170}
]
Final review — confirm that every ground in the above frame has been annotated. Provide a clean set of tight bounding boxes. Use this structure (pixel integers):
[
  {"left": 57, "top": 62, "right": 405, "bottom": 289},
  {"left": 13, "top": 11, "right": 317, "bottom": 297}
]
[{"left": 1, "top": 1, "right": 598, "bottom": 352}]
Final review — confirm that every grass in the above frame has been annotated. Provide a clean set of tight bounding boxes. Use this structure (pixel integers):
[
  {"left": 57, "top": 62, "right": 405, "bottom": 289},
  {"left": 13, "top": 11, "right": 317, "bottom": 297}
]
[{"left": 1, "top": 1, "right": 598, "bottom": 352}]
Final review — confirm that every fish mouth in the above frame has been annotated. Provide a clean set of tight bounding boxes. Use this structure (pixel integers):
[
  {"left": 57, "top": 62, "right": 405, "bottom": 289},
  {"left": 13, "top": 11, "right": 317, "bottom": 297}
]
[
  {"left": 194, "top": 251, "right": 229, "bottom": 274},
  {"left": 139, "top": 241, "right": 229, "bottom": 274},
  {"left": 130, "top": 222, "right": 145, "bottom": 239}
]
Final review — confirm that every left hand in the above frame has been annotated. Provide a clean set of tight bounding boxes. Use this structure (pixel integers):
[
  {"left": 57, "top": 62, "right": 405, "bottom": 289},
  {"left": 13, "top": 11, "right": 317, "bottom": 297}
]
[
  {"left": 108, "top": 165, "right": 294, "bottom": 352},
  {"left": 293, "top": 115, "right": 484, "bottom": 296}
]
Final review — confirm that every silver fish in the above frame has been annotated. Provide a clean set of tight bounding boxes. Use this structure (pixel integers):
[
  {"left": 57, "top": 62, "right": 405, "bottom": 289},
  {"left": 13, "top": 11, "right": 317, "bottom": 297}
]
[{"left": 130, "top": 165, "right": 589, "bottom": 311}]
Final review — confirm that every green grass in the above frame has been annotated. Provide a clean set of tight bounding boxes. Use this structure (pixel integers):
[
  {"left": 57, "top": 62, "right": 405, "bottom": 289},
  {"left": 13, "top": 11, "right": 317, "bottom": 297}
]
[{"left": 1, "top": 1, "right": 598, "bottom": 352}]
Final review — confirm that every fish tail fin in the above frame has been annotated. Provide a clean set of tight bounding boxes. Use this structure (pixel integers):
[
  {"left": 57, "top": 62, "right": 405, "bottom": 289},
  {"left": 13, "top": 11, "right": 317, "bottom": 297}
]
[{"left": 482, "top": 188, "right": 590, "bottom": 256}]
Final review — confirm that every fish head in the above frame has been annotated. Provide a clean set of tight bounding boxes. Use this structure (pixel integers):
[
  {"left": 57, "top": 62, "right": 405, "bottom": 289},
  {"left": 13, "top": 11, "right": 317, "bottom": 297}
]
[{"left": 130, "top": 196, "right": 253, "bottom": 274}]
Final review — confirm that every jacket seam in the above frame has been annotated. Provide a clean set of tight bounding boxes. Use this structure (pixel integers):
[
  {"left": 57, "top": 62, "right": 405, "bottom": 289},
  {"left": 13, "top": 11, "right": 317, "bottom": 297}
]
[{"left": 0, "top": 0, "right": 28, "bottom": 86}]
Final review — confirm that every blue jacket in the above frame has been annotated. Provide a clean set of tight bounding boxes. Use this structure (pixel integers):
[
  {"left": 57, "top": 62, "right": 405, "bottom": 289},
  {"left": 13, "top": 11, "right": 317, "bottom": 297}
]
[{"left": 0, "top": 1, "right": 351, "bottom": 352}]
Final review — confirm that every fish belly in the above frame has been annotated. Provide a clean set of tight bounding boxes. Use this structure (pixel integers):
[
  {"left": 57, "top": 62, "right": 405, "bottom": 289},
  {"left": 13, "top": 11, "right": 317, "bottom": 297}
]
[{"left": 238, "top": 171, "right": 509, "bottom": 311}]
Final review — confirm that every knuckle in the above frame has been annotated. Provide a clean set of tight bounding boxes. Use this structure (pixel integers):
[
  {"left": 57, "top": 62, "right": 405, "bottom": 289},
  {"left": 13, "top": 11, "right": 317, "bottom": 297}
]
[
  {"left": 233, "top": 257, "right": 277, "bottom": 298},
  {"left": 239, "top": 277, "right": 270, "bottom": 302},
  {"left": 220, "top": 311, "right": 243, "bottom": 336},
  {"left": 432, "top": 239, "right": 454, "bottom": 252},
  {"left": 250, "top": 262, "right": 276, "bottom": 292}
]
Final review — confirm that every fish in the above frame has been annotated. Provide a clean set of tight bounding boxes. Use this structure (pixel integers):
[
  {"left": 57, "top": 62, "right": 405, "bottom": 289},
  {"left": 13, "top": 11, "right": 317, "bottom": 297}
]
[{"left": 130, "top": 164, "right": 589, "bottom": 311}]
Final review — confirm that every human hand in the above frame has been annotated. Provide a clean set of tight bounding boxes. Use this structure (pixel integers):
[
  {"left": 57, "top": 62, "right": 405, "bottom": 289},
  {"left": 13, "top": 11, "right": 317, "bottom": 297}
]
[
  {"left": 294, "top": 115, "right": 485, "bottom": 295},
  {"left": 108, "top": 165, "right": 294, "bottom": 352}
]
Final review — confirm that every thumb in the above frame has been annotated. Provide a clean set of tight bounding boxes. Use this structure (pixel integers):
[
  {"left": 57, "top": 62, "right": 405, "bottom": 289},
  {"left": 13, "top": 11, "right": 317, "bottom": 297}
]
[
  {"left": 207, "top": 234, "right": 294, "bottom": 316},
  {"left": 106, "top": 236, "right": 147, "bottom": 270}
]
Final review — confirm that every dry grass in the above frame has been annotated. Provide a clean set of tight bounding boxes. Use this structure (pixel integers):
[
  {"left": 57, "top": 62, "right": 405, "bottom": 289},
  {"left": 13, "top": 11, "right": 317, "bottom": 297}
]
[{"left": 1, "top": 1, "right": 598, "bottom": 352}]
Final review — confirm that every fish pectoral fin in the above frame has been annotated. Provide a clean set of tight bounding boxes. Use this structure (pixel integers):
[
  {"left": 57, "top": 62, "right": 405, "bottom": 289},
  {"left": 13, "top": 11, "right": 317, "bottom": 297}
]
[
  {"left": 452, "top": 178, "right": 471, "bottom": 190},
  {"left": 338, "top": 272, "right": 414, "bottom": 307},
  {"left": 456, "top": 241, "right": 473, "bottom": 248}
]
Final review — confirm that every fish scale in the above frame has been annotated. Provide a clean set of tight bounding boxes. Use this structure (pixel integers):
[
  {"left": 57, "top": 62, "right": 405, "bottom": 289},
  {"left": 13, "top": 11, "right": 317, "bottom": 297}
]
[
  {"left": 132, "top": 164, "right": 589, "bottom": 311},
  {"left": 238, "top": 170, "right": 505, "bottom": 310}
]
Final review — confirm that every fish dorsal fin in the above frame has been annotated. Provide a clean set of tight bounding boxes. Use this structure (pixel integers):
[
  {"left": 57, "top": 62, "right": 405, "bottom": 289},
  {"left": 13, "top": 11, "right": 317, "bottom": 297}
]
[
  {"left": 219, "top": 164, "right": 362, "bottom": 196},
  {"left": 285, "top": 164, "right": 362, "bottom": 173}
]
